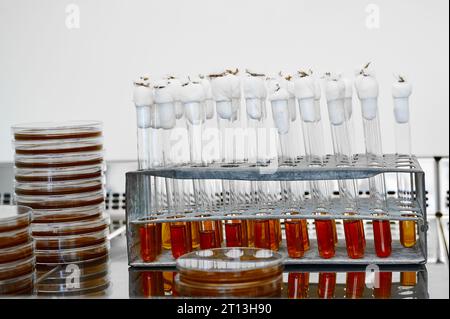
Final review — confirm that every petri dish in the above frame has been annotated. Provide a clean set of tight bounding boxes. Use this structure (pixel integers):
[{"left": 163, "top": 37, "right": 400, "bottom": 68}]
[
  {"left": 36, "top": 255, "right": 109, "bottom": 280},
  {"left": 32, "top": 204, "right": 104, "bottom": 224},
  {"left": 176, "top": 248, "right": 284, "bottom": 284},
  {"left": 32, "top": 213, "right": 109, "bottom": 236},
  {"left": 15, "top": 190, "right": 105, "bottom": 210},
  {"left": 0, "top": 256, "right": 35, "bottom": 281},
  {"left": 15, "top": 177, "right": 104, "bottom": 196},
  {"left": 0, "top": 241, "right": 34, "bottom": 264},
  {"left": 14, "top": 164, "right": 104, "bottom": 183},
  {"left": 36, "top": 276, "right": 110, "bottom": 297},
  {"left": 0, "top": 205, "right": 32, "bottom": 233},
  {"left": 14, "top": 151, "right": 104, "bottom": 169},
  {"left": 35, "top": 241, "right": 110, "bottom": 264},
  {"left": 12, "top": 121, "right": 102, "bottom": 141},
  {"left": 0, "top": 271, "right": 35, "bottom": 296},
  {"left": 34, "top": 228, "right": 109, "bottom": 250},
  {"left": 13, "top": 137, "right": 103, "bottom": 155},
  {"left": 0, "top": 226, "right": 31, "bottom": 249}
]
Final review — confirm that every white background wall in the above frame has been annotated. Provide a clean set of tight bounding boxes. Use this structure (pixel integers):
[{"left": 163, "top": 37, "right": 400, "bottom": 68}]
[{"left": 0, "top": 0, "right": 448, "bottom": 162}]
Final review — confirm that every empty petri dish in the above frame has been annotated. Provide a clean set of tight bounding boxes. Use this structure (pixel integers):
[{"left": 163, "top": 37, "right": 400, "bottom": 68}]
[
  {"left": 0, "top": 241, "right": 34, "bottom": 264},
  {"left": 0, "top": 256, "right": 35, "bottom": 281},
  {"left": 0, "top": 205, "right": 32, "bottom": 233},
  {"left": 12, "top": 121, "right": 102, "bottom": 141}
]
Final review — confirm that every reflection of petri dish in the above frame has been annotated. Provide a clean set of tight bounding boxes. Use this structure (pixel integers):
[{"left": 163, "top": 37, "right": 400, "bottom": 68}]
[
  {"left": 32, "top": 204, "right": 104, "bottom": 224},
  {"left": 35, "top": 241, "right": 110, "bottom": 264},
  {"left": 36, "top": 255, "right": 109, "bottom": 280},
  {"left": 15, "top": 164, "right": 104, "bottom": 183},
  {"left": 12, "top": 121, "right": 102, "bottom": 141},
  {"left": 15, "top": 152, "right": 104, "bottom": 169},
  {"left": 15, "top": 177, "right": 104, "bottom": 196},
  {"left": 14, "top": 137, "right": 103, "bottom": 155},
  {"left": 0, "top": 205, "right": 32, "bottom": 233},
  {"left": 0, "top": 227, "right": 31, "bottom": 249},
  {"left": 16, "top": 190, "right": 105, "bottom": 210},
  {"left": 0, "top": 271, "right": 35, "bottom": 296},
  {"left": 0, "top": 256, "right": 35, "bottom": 281},
  {"left": 32, "top": 214, "right": 109, "bottom": 236},
  {"left": 177, "top": 248, "right": 283, "bottom": 284},
  {"left": 34, "top": 228, "right": 109, "bottom": 250},
  {"left": 0, "top": 241, "right": 34, "bottom": 264}
]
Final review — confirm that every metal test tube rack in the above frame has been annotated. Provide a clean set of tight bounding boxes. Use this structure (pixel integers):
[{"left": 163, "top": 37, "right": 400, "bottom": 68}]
[{"left": 126, "top": 153, "right": 427, "bottom": 267}]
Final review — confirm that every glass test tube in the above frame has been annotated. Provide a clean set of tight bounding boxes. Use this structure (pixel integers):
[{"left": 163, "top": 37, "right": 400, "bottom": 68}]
[
  {"left": 393, "top": 76, "right": 416, "bottom": 248},
  {"left": 133, "top": 79, "right": 163, "bottom": 262},
  {"left": 224, "top": 214, "right": 248, "bottom": 247},
  {"left": 325, "top": 75, "right": 365, "bottom": 259},
  {"left": 287, "top": 272, "right": 309, "bottom": 299},
  {"left": 168, "top": 215, "right": 192, "bottom": 259},
  {"left": 295, "top": 73, "right": 335, "bottom": 259},
  {"left": 197, "top": 215, "right": 222, "bottom": 249},
  {"left": 355, "top": 66, "right": 392, "bottom": 258}
]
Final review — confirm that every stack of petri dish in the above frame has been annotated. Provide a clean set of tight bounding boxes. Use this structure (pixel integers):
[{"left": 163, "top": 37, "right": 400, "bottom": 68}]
[
  {"left": 11, "top": 121, "right": 110, "bottom": 296},
  {"left": 175, "top": 247, "right": 284, "bottom": 297},
  {"left": 0, "top": 206, "right": 35, "bottom": 296}
]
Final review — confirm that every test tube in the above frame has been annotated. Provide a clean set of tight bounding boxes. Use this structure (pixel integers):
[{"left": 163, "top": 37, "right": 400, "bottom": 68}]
[
  {"left": 392, "top": 75, "right": 416, "bottom": 248},
  {"left": 141, "top": 271, "right": 165, "bottom": 297},
  {"left": 294, "top": 70, "right": 335, "bottom": 259},
  {"left": 324, "top": 73, "right": 365, "bottom": 259},
  {"left": 400, "top": 271, "right": 417, "bottom": 286},
  {"left": 287, "top": 272, "right": 309, "bottom": 299},
  {"left": 209, "top": 69, "right": 248, "bottom": 246},
  {"left": 197, "top": 215, "right": 222, "bottom": 249},
  {"left": 243, "top": 69, "right": 269, "bottom": 247},
  {"left": 253, "top": 214, "right": 279, "bottom": 250},
  {"left": 133, "top": 77, "right": 163, "bottom": 261},
  {"left": 355, "top": 63, "right": 392, "bottom": 258},
  {"left": 268, "top": 79, "right": 303, "bottom": 257},
  {"left": 224, "top": 214, "right": 248, "bottom": 247},
  {"left": 345, "top": 272, "right": 366, "bottom": 298},
  {"left": 317, "top": 272, "right": 336, "bottom": 299},
  {"left": 168, "top": 215, "right": 192, "bottom": 258}
]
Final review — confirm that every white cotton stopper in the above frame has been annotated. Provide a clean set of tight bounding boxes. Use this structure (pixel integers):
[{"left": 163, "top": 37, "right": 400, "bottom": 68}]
[
  {"left": 342, "top": 77, "right": 353, "bottom": 120},
  {"left": 271, "top": 100, "right": 290, "bottom": 135},
  {"left": 355, "top": 74, "right": 379, "bottom": 120},
  {"left": 133, "top": 84, "right": 153, "bottom": 108},
  {"left": 243, "top": 74, "right": 266, "bottom": 120},
  {"left": 210, "top": 71, "right": 241, "bottom": 120},
  {"left": 313, "top": 77, "right": 322, "bottom": 100},
  {"left": 288, "top": 98, "right": 296, "bottom": 122},
  {"left": 294, "top": 76, "right": 316, "bottom": 122},
  {"left": 325, "top": 76, "right": 346, "bottom": 126},
  {"left": 269, "top": 85, "right": 290, "bottom": 134},
  {"left": 154, "top": 82, "right": 176, "bottom": 129},
  {"left": 180, "top": 81, "right": 206, "bottom": 125},
  {"left": 216, "top": 101, "right": 233, "bottom": 120},
  {"left": 392, "top": 78, "right": 412, "bottom": 124},
  {"left": 245, "top": 98, "right": 263, "bottom": 120},
  {"left": 205, "top": 99, "right": 215, "bottom": 119},
  {"left": 166, "top": 78, "right": 184, "bottom": 119},
  {"left": 200, "top": 78, "right": 215, "bottom": 120}
]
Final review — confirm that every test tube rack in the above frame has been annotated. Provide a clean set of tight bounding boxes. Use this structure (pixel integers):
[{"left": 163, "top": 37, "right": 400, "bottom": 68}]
[{"left": 125, "top": 154, "right": 427, "bottom": 267}]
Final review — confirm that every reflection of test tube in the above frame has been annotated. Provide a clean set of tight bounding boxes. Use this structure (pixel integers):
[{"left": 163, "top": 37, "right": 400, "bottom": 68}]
[
  {"left": 325, "top": 73, "right": 365, "bottom": 259},
  {"left": 133, "top": 77, "right": 163, "bottom": 261},
  {"left": 318, "top": 272, "right": 336, "bottom": 299},
  {"left": 288, "top": 272, "right": 309, "bottom": 298},
  {"left": 141, "top": 271, "right": 165, "bottom": 297},
  {"left": 400, "top": 271, "right": 417, "bottom": 286},
  {"left": 345, "top": 272, "right": 365, "bottom": 298},
  {"left": 373, "top": 271, "right": 392, "bottom": 299},
  {"left": 392, "top": 75, "right": 416, "bottom": 248},
  {"left": 294, "top": 70, "right": 335, "bottom": 259},
  {"left": 355, "top": 63, "right": 392, "bottom": 258}
]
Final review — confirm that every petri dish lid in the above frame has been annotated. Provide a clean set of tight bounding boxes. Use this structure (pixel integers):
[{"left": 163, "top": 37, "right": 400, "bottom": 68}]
[
  {"left": 14, "top": 164, "right": 105, "bottom": 182},
  {"left": 177, "top": 248, "right": 283, "bottom": 272},
  {"left": 0, "top": 205, "right": 32, "bottom": 232},
  {"left": 12, "top": 121, "right": 102, "bottom": 140},
  {"left": 13, "top": 137, "right": 103, "bottom": 155},
  {"left": 15, "top": 189, "right": 105, "bottom": 210},
  {"left": 36, "top": 255, "right": 109, "bottom": 279},
  {"left": 15, "top": 177, "right": 104, "bottom": 196},
  {"left": 0, "top": 271, "right": 35, "bottom": 295},
  {"left": 14, "top": 151, "right": 104, "bottom": 169},
  {"left": 0, "top": 241, "right": 34, "bottom": 264},
  {"left": 32, "top": 213, "right": 109, "bottom": 236},
  {"left": 34, "top": 228, "right": 109, "bottom": 250},
  {"left": 32, "top": 204, "right": 104, "bottom": 223},
  {"left": 0, "top": 225, "right": 31, "bottom": 249}
]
